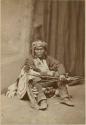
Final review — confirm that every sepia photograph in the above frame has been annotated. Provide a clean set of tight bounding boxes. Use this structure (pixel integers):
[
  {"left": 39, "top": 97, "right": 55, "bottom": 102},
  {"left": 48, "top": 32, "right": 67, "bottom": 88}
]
[{"left": 1, "top": 0, "right": 85, "bottom": 124}]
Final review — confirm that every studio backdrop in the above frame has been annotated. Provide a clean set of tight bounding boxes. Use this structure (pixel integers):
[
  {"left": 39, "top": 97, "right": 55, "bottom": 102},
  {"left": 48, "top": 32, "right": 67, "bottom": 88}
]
[{"left": 31, "top": 0, "right": 85, "bottom": 76}]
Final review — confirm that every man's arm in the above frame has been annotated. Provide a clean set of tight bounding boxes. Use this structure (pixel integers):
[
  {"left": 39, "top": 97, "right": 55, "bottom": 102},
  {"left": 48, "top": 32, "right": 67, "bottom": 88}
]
[
  {"left": 47, "top": 56, "right": 66, "bottom": 76},
  {"left": 23, "top": 56, "right": 41, "bottom": 73}
]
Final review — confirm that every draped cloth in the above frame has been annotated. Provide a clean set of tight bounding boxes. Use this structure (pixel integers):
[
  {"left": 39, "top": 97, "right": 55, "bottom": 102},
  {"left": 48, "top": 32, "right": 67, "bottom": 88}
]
[{"left": 32, "top": 0, "right": 85, "bottom": 76}]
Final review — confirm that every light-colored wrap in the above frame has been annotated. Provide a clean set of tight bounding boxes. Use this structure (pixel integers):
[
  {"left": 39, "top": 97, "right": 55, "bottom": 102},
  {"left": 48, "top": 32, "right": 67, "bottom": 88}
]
[{"left": 6, "top": 67, "right": 41, "bottom": 99}]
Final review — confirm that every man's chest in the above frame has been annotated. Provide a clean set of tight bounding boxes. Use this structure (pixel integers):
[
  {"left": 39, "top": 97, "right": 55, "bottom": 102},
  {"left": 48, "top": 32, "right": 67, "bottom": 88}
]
[{"left": 33, "top": 58, "right": 49, "bottom": 72}]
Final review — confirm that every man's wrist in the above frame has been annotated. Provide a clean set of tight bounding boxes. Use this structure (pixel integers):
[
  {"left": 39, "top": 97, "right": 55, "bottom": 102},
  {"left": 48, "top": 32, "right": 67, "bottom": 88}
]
[{"left": 60, "top": 74, "right": 65, "bottom": 77}]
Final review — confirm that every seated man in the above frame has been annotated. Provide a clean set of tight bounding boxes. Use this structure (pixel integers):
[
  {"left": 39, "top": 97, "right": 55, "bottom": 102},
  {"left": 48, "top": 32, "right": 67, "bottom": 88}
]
[{"left": 6, "top": 40, "right": 74, "bottom": 110}]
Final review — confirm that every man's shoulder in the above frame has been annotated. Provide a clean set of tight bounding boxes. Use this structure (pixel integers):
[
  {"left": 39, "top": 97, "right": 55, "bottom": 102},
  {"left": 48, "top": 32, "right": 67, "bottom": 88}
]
[
  {"left": 47, "top": 55, "right": 60, "bottom": 64},
  {"left": 47, "top": 55, "right": 56, "bottom": 61}
]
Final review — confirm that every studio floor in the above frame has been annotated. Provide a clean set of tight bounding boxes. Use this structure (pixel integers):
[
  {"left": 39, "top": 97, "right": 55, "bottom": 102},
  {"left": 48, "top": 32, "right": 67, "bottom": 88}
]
[{"left": 1, "top": 84, "right": 85, "bottom": 125}]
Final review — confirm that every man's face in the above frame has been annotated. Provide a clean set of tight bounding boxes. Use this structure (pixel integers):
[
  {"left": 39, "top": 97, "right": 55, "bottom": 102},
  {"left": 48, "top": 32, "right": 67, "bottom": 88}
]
[{"left": 34, "top": 47, "right": 45, "bottom": 58}]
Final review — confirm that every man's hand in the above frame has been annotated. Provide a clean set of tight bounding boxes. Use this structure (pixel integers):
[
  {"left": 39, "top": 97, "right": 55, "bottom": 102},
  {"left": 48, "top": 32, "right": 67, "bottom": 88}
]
[{"left": 59, "top": 75, "right": 66, "bottom": 81}]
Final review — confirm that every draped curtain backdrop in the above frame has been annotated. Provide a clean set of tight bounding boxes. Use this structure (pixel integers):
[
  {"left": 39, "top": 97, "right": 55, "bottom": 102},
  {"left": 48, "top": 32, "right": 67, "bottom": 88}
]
[{"left": 31, "top": 0, "right": 85, "bottom": 76}]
